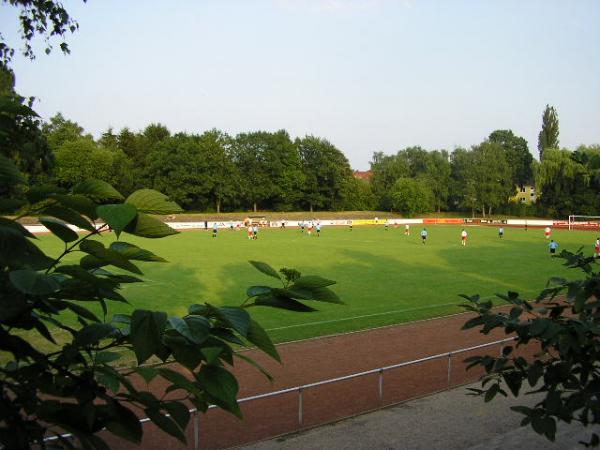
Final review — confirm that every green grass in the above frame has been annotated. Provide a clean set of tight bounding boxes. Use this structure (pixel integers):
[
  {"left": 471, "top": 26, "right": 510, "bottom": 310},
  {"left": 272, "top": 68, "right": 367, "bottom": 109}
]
[{"left": 32, "top": 225, "right": 596, "bottom": 345}]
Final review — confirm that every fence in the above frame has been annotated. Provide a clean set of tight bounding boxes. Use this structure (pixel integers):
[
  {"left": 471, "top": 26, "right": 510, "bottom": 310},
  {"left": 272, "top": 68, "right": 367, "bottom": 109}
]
[{"left": 47, "top": 337, "right": 521, "bottom": 450}]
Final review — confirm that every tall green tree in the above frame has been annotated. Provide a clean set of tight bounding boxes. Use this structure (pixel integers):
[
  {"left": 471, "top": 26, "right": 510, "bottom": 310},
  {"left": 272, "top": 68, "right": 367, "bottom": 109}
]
[
  {"left": 489, "top": 129, "right": 533, "bottom": 187},
  {"left": 424, "top": 150, "right": 451, "bottom": 213},
  {"left": 537, "top": 105, "right": 560, "bottom": 161},
  {"left": 370, "top": 151, "right": 410, "bottom": 210},
  {"left": 297, "top": 135, "right": 354, "bottom": 211},
  {"left": 232, "top": 130, "right": 303, "bottom": 212},
  {"left": 390, "top": 177, "right": 434, "bottom": 216},
  {"left": 42, "top": 113, "right": 88, "bottom": 151}
]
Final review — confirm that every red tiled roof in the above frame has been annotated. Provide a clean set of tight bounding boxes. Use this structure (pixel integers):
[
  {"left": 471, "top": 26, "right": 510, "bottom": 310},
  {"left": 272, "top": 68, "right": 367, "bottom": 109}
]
[{"left": 353, "top": 170, "right": 372, "bottom": 180}]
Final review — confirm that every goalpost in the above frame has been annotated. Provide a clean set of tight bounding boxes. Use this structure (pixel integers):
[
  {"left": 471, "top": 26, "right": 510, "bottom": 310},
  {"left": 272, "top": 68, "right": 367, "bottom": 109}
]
[{"left": 568, "top": 215, "right": 600, "bottom": 231}]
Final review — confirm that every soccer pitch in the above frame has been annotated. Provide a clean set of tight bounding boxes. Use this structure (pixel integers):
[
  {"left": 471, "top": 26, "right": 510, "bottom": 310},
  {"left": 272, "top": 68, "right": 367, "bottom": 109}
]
[{"left": 36, "top": 224, "right": 594, "bottom": 344}]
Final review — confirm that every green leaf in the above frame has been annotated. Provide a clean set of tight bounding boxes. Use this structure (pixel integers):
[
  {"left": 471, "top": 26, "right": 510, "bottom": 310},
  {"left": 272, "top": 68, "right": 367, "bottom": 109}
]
[
  {"left": 130, "top": 310, "right": 169, "bottom": 364},
  {"left": 163, "top": 402, "right": 190, "bottom": 432},
  {"left": 253, "top": 294, "right": 317, "bottom": 312},
  {"left": 246, "top": 319, "right": 280, "bottom": 362},
  {"left": 157, "top": 368, "right": 203, "bottom": 398},
  {"left": 39, "top": 217, "right": 79, "bottom": 243},
  {"left": 109, "top": 241, "right": 166, "bottom": 262},
  {"left": 96, "top": 203, "right": 137, "bottom": 236},
  {"left": 532, "top": 415, "right": 556, "bottom": 441},
  {"left": 41, "top": 205, "right": 96, "bottom": 232},
  {"left": 124, "top": 212, "right": 178, "bottom": 238},
  {"left": 9, "top": 269, "right": 59, "bottom": 295},
  {"left": 145, "top": 408, "right": 186, "bottom": 443},
  {"left": 74, "top": 323, "right": 115, "bottom": 347},
  {"left": 0, "top": 154, "right": 25, "bottom": 187},
  {"left": 125, "top": 189, "right": 182, "bottom": 214},
  {"left": 49, "top": 194, "right": 98, "bottom": 220},
  {"left": 72, "top": 179, "right": 124, "bottom": 201},
  {"left": 292, "top": 275, "right": 336, "bottom": 289},
  {"left": 249, "top": 261, "right": 281, "bottom": 280},
  {"left": 197, "top": 365, "right": 239, "bottom": 406},
  {"left": 246, "top": 285, "right": 272, "bottom": 297},
  {"left": 217, "top": 307, "right": 251, "bottom": 337},
  {"left": 183, "top": 316, "right": 210, "bottom": 344},
  {"left": 79, "top": 240, "right": 142, "bottom": 275},
  {"left": 95, "top": 351, "right": 121, "bottom": 364},
  {"left": 105, "top": 402, "right": 142, "bottom": 444},
  {"left": 306, "top": 287, "right": 343, "bottom": 304},
  {"left": 136, "top": 367, "right": 159, "bottom": 383}
]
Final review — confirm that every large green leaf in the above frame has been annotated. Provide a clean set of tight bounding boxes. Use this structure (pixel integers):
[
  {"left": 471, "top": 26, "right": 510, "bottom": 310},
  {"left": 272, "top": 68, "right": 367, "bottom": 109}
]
[
  {"left": 197, "top": 365, "right": 239, "bottom": 406},
  {"left": 249, "top": 261, "right": 281, "bottom": 280},
  {"left": 49, "top": 194, "right": 98, "bottom": 220},
  {"left": 39, "top": 217, "right": 79, "bottom": 243},
  {"left": 130, "top": 310, "right": 169, "bottom": 364},
  {"left": 74, "top": 323, "right": 115, "bottom": 347},
  {"left": 72, "top": 179, "right": 124, "bottom": 201},
  {"left": 254, "top": 293, "right": 317, "bottom": 312},
  {"left": 41, "top": 205, "right": 96, "bottom": 232},
  {"left": 79, "top": 240, "right": 142, "bottom": 275},
  {"left": 163, "top": 402, "right": 190, "bottom": 432},
  {"left": 109, "top": 242, "right": 166, "bottom": 262},
  {"left": 292, "top": 275, "right": 336, "bottom": 289},
  {"left": 124, "top": 212, "right": 178, "bottom": 238},
  {"left": 125, "top": 189, "right": 182, "bottom": 214},
  {"left": 246, "top": 319, "right": 280, "bottom": 362},
  {"left": 96, "top": 203, "right": 137, "bottom": 236},
  {"left": 9, "top": 269, "right": 60, "bottom": 295},
  {"left": 104, "top": 402, "right": 142, "bottom": 444},
  {"left": 145, "top": 408, "right": 186, "bottom": 443},
  {"left": 0, "top": 154, "right": 25, "bottom": 187},
  {"left": 217, "top": 307, "right": 251, "bottom": 337}
]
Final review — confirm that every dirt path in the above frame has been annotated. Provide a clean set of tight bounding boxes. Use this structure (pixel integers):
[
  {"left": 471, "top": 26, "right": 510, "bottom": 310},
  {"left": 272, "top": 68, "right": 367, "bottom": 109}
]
[{"left": 102, "top": 310, "right": 535, "bottom": 450}]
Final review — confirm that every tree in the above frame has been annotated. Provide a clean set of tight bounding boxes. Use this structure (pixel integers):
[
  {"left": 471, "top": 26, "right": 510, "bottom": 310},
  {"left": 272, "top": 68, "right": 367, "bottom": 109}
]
[
  {"left": 232, "top": 131, "right": 304, "bottom": 212},
  {"left": 461, "top": 250, "right": 600, "bottom": 446},
  {"left": 297, "top": 135, "right": 354, "bottom": 212},
  {"left": 424, "top": 150, "right": 451, "bottom": 213},
  {"left": 0, "top": 0, "right": 83, "bottom": 66},
  {"left": 42, "top": 113, "right": 88, "bottom": 151},
  {"left": 0, "top": 156, "right": 341, "bottom": 449},
  {"left": 489, "top": 129, "right": 533, "bottom": 187},
  {"left": 470, "top": 142, "right": 513, "bottom": 216},
  {"left": 538, "top": 105, "right": 560, "bottom": 161},
  {"left": 370, "top": 151, "right": 410, "bottom": 211},
  {"left": 390, "top": 177, "right": 434, "bottom": 216}
]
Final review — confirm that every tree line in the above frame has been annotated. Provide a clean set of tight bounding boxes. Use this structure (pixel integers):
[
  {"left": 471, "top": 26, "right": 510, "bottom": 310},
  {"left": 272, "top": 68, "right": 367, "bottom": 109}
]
[{"left": 2, "top": 73, "right": 599, "bottom": 216}]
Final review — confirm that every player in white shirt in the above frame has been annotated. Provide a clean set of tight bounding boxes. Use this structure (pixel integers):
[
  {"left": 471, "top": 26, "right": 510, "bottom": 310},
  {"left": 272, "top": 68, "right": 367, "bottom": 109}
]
[{"left": 461, "top": 229, "right": 468, "bottom": 246}]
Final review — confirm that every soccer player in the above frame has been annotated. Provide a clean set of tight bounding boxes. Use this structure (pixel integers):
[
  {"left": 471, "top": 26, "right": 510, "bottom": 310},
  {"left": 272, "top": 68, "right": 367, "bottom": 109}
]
[
  {"left": 461, "top": 229, "right": 468, "bottom": 246},
  {"left": 420, "top": 228, "right": 428, "bottom": 244},
  {"left": 549, "top": 239, "right": 559, "bottom": 255},
  {"left": 348, "top": 220, "right": 353, "bottom": 231},
  {"left": 384, "top": 219, "right": 389, "bottom": 231},
  {"left": 594, "top": 237, "right": 600, "bottom": 259},
  {"left": 544, "top": 226, "right": 552, "bottom": 239},
  {"left": 307, "top": 222, "right": 313, "bottom": 236},
  {"left": 316, "top": 222, "right": 321, "bottom": 237},
  {"left": 252, "top": 224, "right": 258, "bottom": 240},
  {"left": 300, "top": 221, "right": 305, "bottom": 233},
  {"left": 405, "top": 224, "right": 410, "bottom": 236},
  {"left": 498, "top": 227, "right": 504, "bottom": 238},
  {"left": 247, "top": 225, "right": 253, "bottom": 240},
  {"left": 212, "top": 222, "right": 218, "bottom": 238}
]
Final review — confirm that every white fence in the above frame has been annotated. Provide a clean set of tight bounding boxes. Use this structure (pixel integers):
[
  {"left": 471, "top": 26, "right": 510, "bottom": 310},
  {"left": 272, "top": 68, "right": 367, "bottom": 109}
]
[{"left": 46, "top": 337, "right": 517, "bottom": 450}]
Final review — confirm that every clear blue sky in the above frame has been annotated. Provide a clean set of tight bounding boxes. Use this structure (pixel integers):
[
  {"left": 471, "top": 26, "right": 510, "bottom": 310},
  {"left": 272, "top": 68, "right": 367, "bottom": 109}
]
[{"left": 2, "top": 0, "right": 599, "bottom": 170}]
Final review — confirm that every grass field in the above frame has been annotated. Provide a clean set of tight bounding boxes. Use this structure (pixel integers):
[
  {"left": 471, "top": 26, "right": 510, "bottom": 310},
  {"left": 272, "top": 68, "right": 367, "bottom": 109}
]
[{"left": 33, "top": 224, "right": 597, "bottom": 345}]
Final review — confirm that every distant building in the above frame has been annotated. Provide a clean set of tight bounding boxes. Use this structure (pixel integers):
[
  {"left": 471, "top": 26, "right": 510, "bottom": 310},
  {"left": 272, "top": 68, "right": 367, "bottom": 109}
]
[
  {"left": 353, "top": 170, "right": 373, "bottom": 181},
  {"left": 511, "top": 185, "right": 537, "bottom": 205}
]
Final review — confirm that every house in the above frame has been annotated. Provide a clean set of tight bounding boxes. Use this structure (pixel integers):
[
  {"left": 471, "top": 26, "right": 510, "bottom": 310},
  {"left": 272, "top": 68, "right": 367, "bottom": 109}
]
[{"left": 511, "top": 185, "right": 537, "bottom": 204}]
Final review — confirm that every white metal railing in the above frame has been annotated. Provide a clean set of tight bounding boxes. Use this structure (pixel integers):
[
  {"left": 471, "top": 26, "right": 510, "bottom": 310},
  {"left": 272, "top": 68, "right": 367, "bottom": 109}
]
[{"left": 45, "top": 336, "right": 516, "bottom": 449}]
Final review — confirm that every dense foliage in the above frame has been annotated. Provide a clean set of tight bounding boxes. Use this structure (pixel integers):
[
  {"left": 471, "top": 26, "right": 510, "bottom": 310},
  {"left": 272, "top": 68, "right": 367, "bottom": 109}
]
[
  {"left": 461, "top": 250, "right": 600, "bottom": 446},
  {"left": 0, "top": 155, "right": 342, "bottom": 449}
]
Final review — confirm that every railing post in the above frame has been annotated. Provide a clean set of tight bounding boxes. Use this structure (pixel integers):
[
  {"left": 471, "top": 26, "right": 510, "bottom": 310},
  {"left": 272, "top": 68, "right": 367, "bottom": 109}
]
[
  {"left": 298, "top": 387, "right": 304, "bottom": 427},
  {"left": 447, "top": 352, "right": 452, "bottom": 386},
  {"left": 378, "top": 368, "right": 384, "bottom": 404},
  {"left": 193, "top": 410, "right": 199, "bottom": 450}
]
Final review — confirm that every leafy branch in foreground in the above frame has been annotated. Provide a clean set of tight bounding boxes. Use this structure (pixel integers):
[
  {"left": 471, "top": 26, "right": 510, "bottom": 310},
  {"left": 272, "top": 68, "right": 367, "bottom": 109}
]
[
  {"left": 461, "top": 249, "right": 600, "bottom": 447},
  {"left": 0, "top": 156, "right": 341, "bottom": 450}
]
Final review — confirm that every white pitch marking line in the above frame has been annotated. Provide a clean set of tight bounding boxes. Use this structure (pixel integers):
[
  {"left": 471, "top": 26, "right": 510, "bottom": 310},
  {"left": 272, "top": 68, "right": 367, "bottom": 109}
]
[{"left": 265, "top": 302, "right": 460, "bottom": 332}]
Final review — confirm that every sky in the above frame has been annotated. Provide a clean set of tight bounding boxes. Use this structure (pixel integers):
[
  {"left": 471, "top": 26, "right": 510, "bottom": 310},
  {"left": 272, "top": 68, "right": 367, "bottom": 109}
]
[{"left": 2, "top": 0, "right": 599, "bottom": 170}]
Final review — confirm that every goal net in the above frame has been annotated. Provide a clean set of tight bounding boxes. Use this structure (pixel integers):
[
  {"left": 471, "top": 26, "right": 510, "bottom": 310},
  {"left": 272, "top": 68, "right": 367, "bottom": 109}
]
[{"left": 568, "top": 215, "right": 600, "bottom": 231}]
